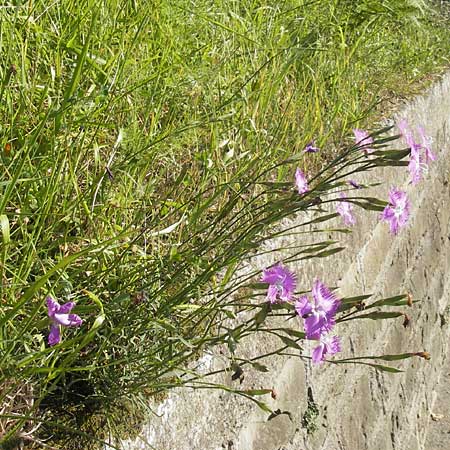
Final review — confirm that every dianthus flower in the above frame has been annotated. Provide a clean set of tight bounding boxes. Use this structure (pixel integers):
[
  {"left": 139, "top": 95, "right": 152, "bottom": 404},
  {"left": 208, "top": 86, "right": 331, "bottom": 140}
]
[
  {"left": 312, "top": 334, "right": 341, "bottom": 364},
  {"left": 353, "top": 128, "right": 374, "bottom": 154},
  {"left": 380, "top": 188, "right": 410, "bottom": 235},
  {"left": 408, "top": 145, "right": 423, "bottom": 185},
  {"left": 47, "top": 296, "right": 83, "bottom": 346},
  {"left": 261, "top": 263, "right": 296, "bottom": 303},
  {"left": 398, "top": 119, "right": 435, "bottom": 184},
  {"left": 295, "top": 168, "right": 309, "bottom": 194},
  {"left": 303, "top": 140, "right": 320, "bottom": 153},
  {"left": 295, "top": 279, "right": 341, "bottom": 339},
  {"left": 398, "top": 119, "right": 415, "bottom": 147},
  {"left": 418, "top": 126, "right": 436, "bottom": 163},
  {"left": 336, "top": 193, "right": 355, "bottom": 226}
]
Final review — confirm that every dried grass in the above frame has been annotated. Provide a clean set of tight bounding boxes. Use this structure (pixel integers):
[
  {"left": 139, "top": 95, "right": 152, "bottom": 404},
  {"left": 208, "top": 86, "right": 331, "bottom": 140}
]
[{"left": 0, "top": 377, "right": 55, "bottom": 449}]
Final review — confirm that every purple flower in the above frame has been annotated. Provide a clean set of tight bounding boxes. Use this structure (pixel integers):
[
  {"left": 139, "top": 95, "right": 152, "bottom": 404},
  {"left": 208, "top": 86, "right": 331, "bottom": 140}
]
[
  {"left": 336, "top": 193, "right": 355, "bottom": 226},
  {"left": 398, "top": 119, "right": 424, "bottom": 155},
  {"left": 295, "top": 168, "right": 309, "bottom": 194},
  {"left": 312, "top": 334, "right": 341, "bottom": 364},
  {"left": 353, "top": 129, "right": 374, "bottom": 154},
  {"left": 399, "top": 120, "right": 426, "bottom": 184},
  {"left": 398, "top": 119, "right": 415, "bottom": 147},
  {"left": 295, "top": 279, "right": 341, "bottom": 339},
  {"left": 261, "top": 263, "right": 296, "bottom": 303},
  {"left": 46, "top": 296, "right": 83, "bottom": 346},
  {"left": 348, "top": 179, "right": 362, "bottom": 189},
  {"left": 408, "top": 146, "right": 423, "bottom": 185},
  {"left": 303, "top": 140, "right": 320, "bottom": 153},
  {"left": 418, "top": 126, "right": 436, "bottom": 163},
  {"left": 295, "top": 294, "right": 312, "bottom": 316},
  {"left": 398, "top": 120, "right": 435, "bottom": 184},
  {"left": 380, "top": 188, "right": 410, "bottom": 235}
]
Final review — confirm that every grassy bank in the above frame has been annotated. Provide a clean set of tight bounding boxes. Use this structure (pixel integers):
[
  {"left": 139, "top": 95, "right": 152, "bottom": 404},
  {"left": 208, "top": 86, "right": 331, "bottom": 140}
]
[{"left": 0, "top": 0, "right": 449, "bottom": 448}]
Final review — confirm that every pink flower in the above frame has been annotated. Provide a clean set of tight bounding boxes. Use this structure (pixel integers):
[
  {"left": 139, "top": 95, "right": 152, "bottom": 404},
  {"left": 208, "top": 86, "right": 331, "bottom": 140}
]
[
  {"left": 408, "top": 146, "right": 423, "bottom": 185},
  {"left": 261, "top": 263, "right": 296, "bottom": 303},
  {"left": 398, "top": 119, "right": 415, "bottom": 147},
  {"left": 303, "top": 140, "right": 320, "bottom": 153},
  {"left": 46, "top": 296, "right": 83, "bottom": 346},
  {"left": 312, "top": 334, "right": 341, "bottom": 364},
  {"left": 336, "top": 193, "right": 355, "bottom": 226},
  {"left": 380, "top": 188, "right": 410, "bottom": 235},
  {"left": 295, "top": 168, "right": 309, "bottom": 194},
  {"left": 295, "top": 280, "right": 341, "bottom": 339},
  {"left": 398, "top": 120, "right": 435, "bottom": 184},
  {"left": 353, "top": 129, "right": 374, "bottom": 154},
  {"left": 418, "top": 126, "right": 436, "bottom": 163}
]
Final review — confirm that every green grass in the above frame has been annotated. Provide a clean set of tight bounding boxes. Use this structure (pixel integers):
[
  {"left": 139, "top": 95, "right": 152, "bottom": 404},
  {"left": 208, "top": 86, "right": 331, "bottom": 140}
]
[{"left": 0, "top": 0, "right": 449, "bottom": 448}]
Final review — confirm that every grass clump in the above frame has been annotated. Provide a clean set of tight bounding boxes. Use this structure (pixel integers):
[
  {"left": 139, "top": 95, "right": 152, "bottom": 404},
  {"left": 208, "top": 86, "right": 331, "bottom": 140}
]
[{"left": 0, "top": 0, "right": 449, "bottom": 447}]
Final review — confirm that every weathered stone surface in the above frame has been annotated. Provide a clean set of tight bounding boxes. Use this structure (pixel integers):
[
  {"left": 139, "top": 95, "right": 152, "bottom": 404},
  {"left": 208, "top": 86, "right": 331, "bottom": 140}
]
[{"left": 118, "top": 72, "right": 450, "bottom": 450}]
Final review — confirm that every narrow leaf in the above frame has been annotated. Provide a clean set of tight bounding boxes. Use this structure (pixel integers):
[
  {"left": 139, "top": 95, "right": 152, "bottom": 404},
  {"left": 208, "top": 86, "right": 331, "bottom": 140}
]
[
  {"left": 0, "top": 214, "right": 10, "bottom": 244},
  {"left": 373, "top": 149, "right": 410, "bottom": 160},
  {"left": 241, "top": 389, "right": 273, "bottom": 396},
  {"left": 340, "top": 311, "right": 403, "bottom": 321},
  {"left": 370, "top": 294, "right": 408, "bottom": 308},
  {"left": 308, "top": 213, "right": 339, "bottom": 224},
  {"left": 278, "top": 335, "right": 302, "bottom": 350},
  {"left": 341, "top": 294, "right": 373, "bottom": 304},
  {"left": 253, "top": 399, "right": 273, "bottom": 414},
  {"left": 278, "top": 328, "right": 306, "bottom": 339},
  {"left": 370, "top": 364, "right": 404, "bottom": 373},
  {"left": 302, "top": 247, "right": 345, "bottom": 259},
  {"left": 251, "top": 362, "right": 269, "bottom": 372},
  {"left": 254, "top": 303, "right": 269, "bottom": 326}
]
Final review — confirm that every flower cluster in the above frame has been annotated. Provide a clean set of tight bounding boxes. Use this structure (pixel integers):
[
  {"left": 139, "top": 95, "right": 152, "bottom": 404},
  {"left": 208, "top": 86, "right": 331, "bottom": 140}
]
[
  {"left": 41, "top": 122, "right": 435, "bottom": 357},
  {"left": 261, "top": 265, "right": 341, "bottom": 364},
  {"left": 378, "top": 121, "right": 434, "bottom": 234},
  {"left": 349, "top": 122, "right": 433, "bottom": 235},
  {"left": 274, "top": 122, "right": 435, "bottom": 362}
]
